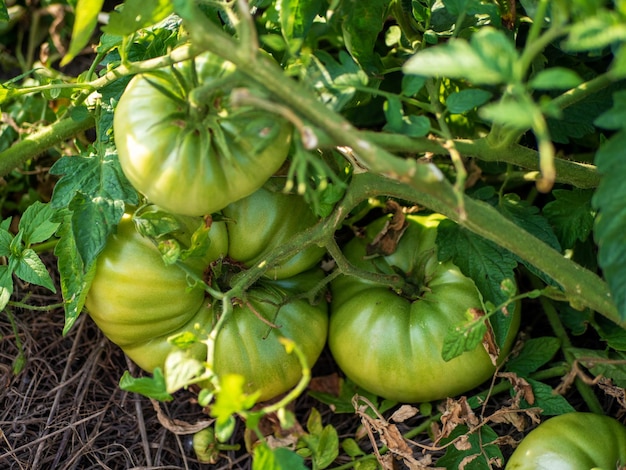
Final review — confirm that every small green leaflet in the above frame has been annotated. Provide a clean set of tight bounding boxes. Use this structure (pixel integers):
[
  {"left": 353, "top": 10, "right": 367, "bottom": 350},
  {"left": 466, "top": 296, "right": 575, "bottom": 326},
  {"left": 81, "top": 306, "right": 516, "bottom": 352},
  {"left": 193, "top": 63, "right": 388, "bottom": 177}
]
[
  {"left": 442, "top": 318, "right": 488, "bottom": 362},
  {"left": 506, "top": 336, "right": 561, "bottom": 377},
  {"left": 277, "top": 0, "right": 322, "bottom": 49},
  {"left": 543, "top": 189, "right": 595, "bottom": 249},
  {"left": 62, "top": 0, "right": 105, "bottom": 66},
  {"left": 437, "top": 424, "right": 503, "bottom": 469},
  {"left": 528, "top": 67, "right": 583, "bottom": 91},
  {"left": 253, "top": 443, "right": 308, "bottom": 470},
  {"left": 0, "top": 202, "right": 60, "bottom": 311},
  {"left": 446, "top": 88, "right": 492, "bottom": 114},
  {"left": 103, "top": 0, "right": 174, "bottom": 36},
  {"left": 592, "top": 130, "right": 626, "bottom": 322},
  {"left": 564, "top": 13, "right": 626, "bottom": 52},
  {"left": 403, "top": 27, "right": 518, "bottom": 85},
  {"left": 594, "top": 89, "right": 626, "bottom": 130},
  {"left": 383, "top": 96, "right": 430, "bottom": 137},
  {"left": 0, "top": 0, "right": 8, "bottom": 22},
  {"left": 335, "top": 0, "right": 391, "bottom": 74},
  {"left": 300, "top": 408, "right": 339, "bottom": 469},
  {"left": 54, "top": 210, "right": 96, "bottom": 335},
  {"left": 119, "top": 368, "right": 173, "bottom": 402}
]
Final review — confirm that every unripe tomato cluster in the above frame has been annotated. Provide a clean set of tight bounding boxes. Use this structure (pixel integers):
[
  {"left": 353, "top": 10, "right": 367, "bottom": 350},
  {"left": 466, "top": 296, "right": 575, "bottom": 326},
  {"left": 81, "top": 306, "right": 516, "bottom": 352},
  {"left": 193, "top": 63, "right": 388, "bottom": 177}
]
[{"left": 87, "top": 53, "right": 521, "bottom": 405}]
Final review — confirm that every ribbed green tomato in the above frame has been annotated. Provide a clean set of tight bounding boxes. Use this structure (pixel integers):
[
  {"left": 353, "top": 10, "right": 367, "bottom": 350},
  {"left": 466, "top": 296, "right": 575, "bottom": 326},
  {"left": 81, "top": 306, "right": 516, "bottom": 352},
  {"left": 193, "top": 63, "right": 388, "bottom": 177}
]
[
  {"left": 85, "top": 212, "right": 228, "bottom": 371},
  {"left": 329, "top": 213, "right": 520, "bottom": 403},
  {"left": 207, "top": 270, "right": 328, "bottom": 402},
  {"left": 114, "top": 53, "right": 292, "bottom": 216},
  {"left": 222, "top": 182, "right": 326, "bottom": 279},
  {"left": 86, "top": 186, "right": 328, "bottom": 400},
  {"left": 506, "top": 412, "right": 626, "bottom": 470}
]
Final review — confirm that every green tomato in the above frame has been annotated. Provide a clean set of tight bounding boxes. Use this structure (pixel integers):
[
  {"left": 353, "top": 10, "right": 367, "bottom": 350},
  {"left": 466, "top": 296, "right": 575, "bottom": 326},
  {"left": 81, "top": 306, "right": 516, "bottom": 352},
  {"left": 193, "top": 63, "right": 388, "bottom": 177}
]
[
  {"left": 85, "top": 212, "right": 228, "bottom": 370},
  {"left": 329, "top": 213, "right": 520, "bottom": 403},
  {"left": 86, "top": 186, "right": 328, "bottom": 400},
  {"left": 208, "top": 269, "right": 328, "bottom": 402},
  {"left": 114, "top": 53, "right": 292, "bottom": 216},
  {"left": 506, "top": 412, "right": 626, "bottom": 470},
  {"left": 222, "top": 182, "right": 326, "bottom": 279}
]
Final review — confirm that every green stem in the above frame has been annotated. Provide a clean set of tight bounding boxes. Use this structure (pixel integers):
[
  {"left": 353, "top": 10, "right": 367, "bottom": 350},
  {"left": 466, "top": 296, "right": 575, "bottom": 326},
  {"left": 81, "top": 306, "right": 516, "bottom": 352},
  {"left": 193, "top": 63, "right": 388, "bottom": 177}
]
[
  {"left": 0, "top": 114, "right": 95, "bottom": 176},
  {"left": 534, "top": 286, "right": 605, "bottom": 414}
]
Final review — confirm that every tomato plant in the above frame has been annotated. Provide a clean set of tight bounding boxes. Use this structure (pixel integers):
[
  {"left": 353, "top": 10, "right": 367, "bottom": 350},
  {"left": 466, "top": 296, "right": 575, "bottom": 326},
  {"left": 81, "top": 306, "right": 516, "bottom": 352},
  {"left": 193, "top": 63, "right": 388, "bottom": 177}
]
[
  {"left": 506, "top": 412, "right": 626, "bottom": 470},
  {"left": 329, "top": 212, "right": 520, "bottom": 403},
  {"left": 114, "top": 53, "right": 293, "bottom": 217}
]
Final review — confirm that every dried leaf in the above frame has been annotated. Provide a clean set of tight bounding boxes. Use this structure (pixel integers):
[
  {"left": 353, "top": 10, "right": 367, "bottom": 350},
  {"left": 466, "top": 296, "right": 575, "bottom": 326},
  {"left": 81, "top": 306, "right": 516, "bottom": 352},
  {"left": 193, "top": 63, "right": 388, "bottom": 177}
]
[
  {"left": 150, "top": 398, "right": 214, "bottom": 434},
  {"left": 469, "top": 308, "right": 499, "bottom": 366},
  {"left": 597, "top": 377, "right": 626, "bottom": 410},
  {"left": 308, "top": 373, "right": 342, "bottom": 396},
  {"left": 498, "top": 372, "right": 535, "bottom": 406},
  {"left": 459, "top": 453, "right": 480, "bottom": 469},
  {"left": 390, "top": 405, "right": 419, "bottom": 423},
  {"left": 366, "top": 200, "right": 408, "bottom": 256},
  {"left": 438, "top": 397, "right": 479, "bottom": 441}
]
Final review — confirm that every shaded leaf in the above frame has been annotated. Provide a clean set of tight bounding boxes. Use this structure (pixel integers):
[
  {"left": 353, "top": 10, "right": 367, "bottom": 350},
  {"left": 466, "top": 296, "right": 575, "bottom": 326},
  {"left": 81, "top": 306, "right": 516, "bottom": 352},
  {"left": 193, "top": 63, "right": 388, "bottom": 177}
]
[
  {"left": 506, "top": 337, "right": 561, "bottom": 377},
  {"left": 592, "top": 130, "right": 626, "bottom": 322},
  {"left": 529, "top": 67, "right": 583, "bottom": 90},
  {"left": 62, "top": 0, "right": 105, "bottom": 66},
  {"left": 103, "top": 0, "right": 174, "bottom": 36},
  {"left": 522, "top": 379, "right": 575, "bottom": 415},
  {"left": 543, "top": 189, "right": 595, "bottom": 248},
  {"left": 19, "top": 201, "right": 60, "bottom": 246},
  {"left": 446, "top": 88, "right": 492, "bottom": 114},
  {"left": 119, "top": 368, "right": 173, "bottom": 402},
  {"left": 437, "top": 424, "right": 503, "bottom": 469}
]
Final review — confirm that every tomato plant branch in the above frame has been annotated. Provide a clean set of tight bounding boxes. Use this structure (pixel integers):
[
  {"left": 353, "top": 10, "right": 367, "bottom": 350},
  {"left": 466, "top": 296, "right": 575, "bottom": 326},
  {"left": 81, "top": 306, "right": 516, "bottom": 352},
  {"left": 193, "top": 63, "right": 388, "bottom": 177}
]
[
  {"left": 173, "top": 4, "right": 620, "bottom": 325},
  {"left": 0, "top": 113, "right": 94, "bottom": 177}
]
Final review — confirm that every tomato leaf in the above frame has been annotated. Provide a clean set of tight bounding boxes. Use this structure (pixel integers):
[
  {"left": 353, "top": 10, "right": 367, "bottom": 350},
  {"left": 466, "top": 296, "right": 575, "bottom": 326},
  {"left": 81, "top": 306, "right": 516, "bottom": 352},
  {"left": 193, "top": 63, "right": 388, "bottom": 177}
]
[
  {"left": 436, "top": 219, "right": 518, "bottom": 345},
  {"left": 0, "top": 265, "right": 13, "bottom": 311},
  {"left": 49, "top": 145, "right": 138, "bottom": 272},
  {"left": 592, "top": 130, "right": 626, "bottom": 322},
  {"left": 543, "top": 189, "right": 595, "bottom": 249},
  {"left": 18, "top": 201, "right": 60, "bottom": 247},
  {"left": 301, "top": 424, "right": 339, "bottom": 470},
  {"left": 164, "top": 350, "right": 206, "bottom": 393},
  {"left": 13, "top": 248, "right": 55, "bottom": 292},
  {"left": 437, "top": 424, "right": 503, "bottom": 469},
  {"left": 0, "top": 1, "right": 8, "bottom": 22},
  {"left": 529, "top": 67, "right": 584, "bottom": 90},
  {"left": 253, "top": 443, "right": 308, "bottom": 470},
  {"left": 210, "top": 374, "right": 261, "bottom": 425},
  {"left": 62, "top": 0, "right": 105, "bottom": 66},
  {"left": 404, "top": 27, "right": 518, "bottom": 84},
  {"left": 278, "top": 0, "right": 322, "bottom": 48},
  {"left": 442, "top": 317, "right": 488, "bottom": 362},
  {"left": 334, "top": 0, "right": 391, "bottom": 73},
  {"left": 102, "top": 0, "right": 174, "bottom": 36},
  {"left": 119, "top": 369, "right": 173, "bottom": 402},
  {"left": 54, "top": 210, "right": 96, "bottom": 335},
  {"left": 506, "top": 337, "right": 562, "bottom": 377},
  {"left": 446, "top": 88, "right": 492, "bottom": 114},
  {"left": 521, "top": 379, "right": 575, "bottom": 416}
]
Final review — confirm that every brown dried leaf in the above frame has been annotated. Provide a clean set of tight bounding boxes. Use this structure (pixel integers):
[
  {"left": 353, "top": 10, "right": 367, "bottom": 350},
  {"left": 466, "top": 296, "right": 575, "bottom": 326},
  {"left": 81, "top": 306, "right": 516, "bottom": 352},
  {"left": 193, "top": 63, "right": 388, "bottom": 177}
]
[
  {"left": 468, "top": 308, "right": 499, "bottom": 366},
  {"left": 366, "top": 200, "right": 408, "bottom": 256},
  {"left": 498, "top": 372, "right": 535, "bottom": 406},
  {"left": 453, "top": 434, "right": 472, "bottom": 451},
  {"left": 438, "top": 397, "right": 479, "bottom": 441},
  {"left": 459, "top": 453, "right": 480, "bottom": 469},
  {"left": 597, "top": 377, "right": 626, "bottom": 411},
  {"left": 390, "top": 405, "right": 419, "bottom": 423},
  {"left": 308, "top": 373, "right": 342, "bottom": 396},
  {"left": 150, "top": 399, "right": 214, "bottom": 435}
]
